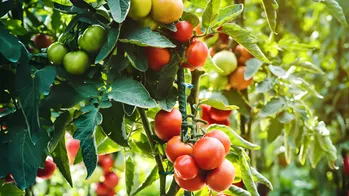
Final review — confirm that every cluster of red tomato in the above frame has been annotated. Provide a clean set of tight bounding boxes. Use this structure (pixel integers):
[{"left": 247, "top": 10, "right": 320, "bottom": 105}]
[
  {"left": 95, "top": 154, "right": 119, "bottom": 196},
  {"left": 201, "top": 104, "right": 232, "bottom": 126}
]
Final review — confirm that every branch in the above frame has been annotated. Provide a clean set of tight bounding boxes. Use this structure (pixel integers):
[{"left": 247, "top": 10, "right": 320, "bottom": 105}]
[{"left": 188, "top": 69, "right": 205, "bottom": 113}]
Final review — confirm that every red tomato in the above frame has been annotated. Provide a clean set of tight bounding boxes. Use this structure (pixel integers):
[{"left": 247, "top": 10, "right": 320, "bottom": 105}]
[
  {"left": 37, "top": 157, "right": 56, "bottom": 179},
  {"left": 206, "top": 159, "right": 236, "bottom": 192},
  {"left": 33, "top": 34, "right": 52, "bottom": 49},
  {"left": 96, "top": 182, "right": 109, "bottom": 196},
  {"left": 234, "top": 45, "right": 253, "bottom": 64},
  {"left": 174, "top": 155, "right": 199, "bottom": 180},
  {"left": 174, "top": 170, "right": 206, "bottom": 192},
  {"left": 192, "top": 137, "right": 225, "bottom": 170},
  {"left": 98, "top": 154, "right": 114, "bottom": 173},
  {"left": 229, "top": 66, "right": 253, "bottom": 91},
  {"left": 204, "top": 130, "right": 231, "bottom": 155},
  {"left": 344, "top": 155, "right": 349, "bottom": 175},
  {"left": 165, "top": 136, "right": 192, "bottom": 162},
  {"left": 171, "top": 21, "right": 193, "bottom": 43},
  {"left": 233, "top": 180, "right": 244, "bottom": 188},
  {"left": 183, "top": 41, "right": 208, "bottom": 70},
  {"left": 146, "top": 47, "right": 171, "bottom": 72},
  {"left": 108, "top": 189, "right": 116, "bottom": 196},
  {"left": 209, "top": 107, "right": 232, "bottom": 121},
  {"left": 200, "top": 104, "right": 212, "bottom": 123},
  {"left": 214, "top": 118, "right": 231, "bottom": 126},
  {"left": 154, "top": 109, "right": 182, "bottom": 141},
  {"left": 104, "top": 172, "right": 119, "bottom": 189},
  {"left": 66, "top": 138, "right": 80, "bottom": 164}
]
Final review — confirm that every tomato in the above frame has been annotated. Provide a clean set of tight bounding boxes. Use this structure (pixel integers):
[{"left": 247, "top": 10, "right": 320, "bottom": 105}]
[
  {"left": 165, "top": 136, "right": 192, "bottom": 162},
  {"left": 174, "top": 170, "right": 206, "bottom": 192},
  {"left": 37, "top": 157, "right": 56, "bottom": 179},
  {"left": 104, "top": 172, "right": 119, "bottom": 189},
  {"left": 344, "top": 155, "right": 349, "bottom": 175},
  {"left": 229, "top": 66, "right": 253, "bottom": 91},
  {"left": 47, "top": 42, "right": 68, "bottom": 65},
  {"left": 219, "top": 33, "right": 229, "bottom": 44},
  {"left": 204, "top": 130, "right": 231, "bottom": 155},
  {"left": 206, "top": 159, "right": 236, "bottom": 192},
  {"left": 151, "top": 0, "right": 183, "bottom": 24},
  {"left": 209, "top": 107, "right": 232, "bottom": 121},
  {"left": 128, "top": 0, "right": 152, "bottom": 20},
  {"left": 33, "top": 34, "right": 52, "bottom": 49},
  {"left": 171, "top": 21, "right": 193, "bottom": 43},
  {"left": 154, "top": 109, "right": 182, "bottom": 141},
  {"left": 98, "top": 154, "right": 114, "bottom": 173},
  {"left": 139, "top": 15, "right": 159, "bottom": 30},
  {"left": 192, "top": 137, "right": 225, "bottom": 170},
  {"left": 234, "top": 45, "right": 253, "bottom": 64},
  {"left": 183, "top": 40, "right": 208, "bottom": 70},
  {"left": 201, "top": 104, "right": 212, "bottom": 123},
  {"left": 194, "top": 24, "right": 204, "bottom": 35},
  {"left": 214, "top": 118, "right": 231, "bottom": 126},
  {"left": 108, "top": 189, "right": 116, "bottom": 196},
  {"left": 233, "top": 180, "right": 244, "bottom": 188},
  {"left": 96, "top": 182, "right": 109, "bottom": 196},
  {"left": 66, "top": 138, "right": 80, "bottom": 164},
  {"left": 174, "top": 155, "right": 199, "bottom": 180},
  {"left": 63, "top": 50, "right": 90, "bottom": 75},
  {"left": 78, "top": 25, "right": 106, "bottom": 54},
  {"left": 146, "top": 47, "right": 171, "bottom": 71},
  {"left": 210, "top": 72, "right": 229, "bottom": 90},
  {"left": 278, "top": 153, "right": 288, "bottom": 168},
  {"left": 212, "top": 50, "right": 237, "bottom": 76}
]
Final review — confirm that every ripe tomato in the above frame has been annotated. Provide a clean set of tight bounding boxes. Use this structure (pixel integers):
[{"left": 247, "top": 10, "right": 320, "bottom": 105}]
[
  {"left": 4, "top": 174, "right": 14, "bottom": 184},
  {"left": 146, "top": 47, "right": 171, "bottom": 71},
  {"left": 212, "top": 50, "right": 237, "bottom": 76},
  {"left": 192, "top": 137, "right": 225, "bottom": 170},
  {"left": 174, "top": 155, "right": 199, "bottom": 180},
  {"left": 78, "top": 25, "right": 106, "bottom": 54},
  {"left": 204, "top": 130, "right": 231, "bottom": 155},
  {"left": 151, "top": 0, "right": 183, "bottom": 24},
  {"left": 154, "top": 109, "right": 182, "bottom": 141},
  {"left": 234, "top": 45, "right": 253, "bottom": 64},
  {"left": 108, "top": 189, "right": 116, "bottom": 196},
  {"left": 209, "top": 107, "right": 232, "bottom": 121},
  {"left": 229, "top": 66, "right": 253, "bottom": 91},
  {"left": 171, "top": 21, "right": 193, "bottom": 43},
  {"left": 66, "top": 138, "right": 80, "bottom": 164},
  {"left": 33, "top": 34, "right": 52, "bottom": 49},
  {"left": 183, "top": 40, "right": 208, "bottom": 70},
  {"left": 63, "top": 50, "right": 90, "bottom": 75},
  {"left": 37, "top": 157, "right": 56, "bottom": 179},
  {"left": 104, "top": 172, "right": 119, "bottom": 189},
  {"left": 47, "top": 42, "right": 68, "bottom": 65},
  {"left": 214, "top": 118, "right": 231, "bottom": 126},
  {"left": 174, "top": 170, "right": 206, "bottom": 192},
  {"left": 96, "top": 182, "right": 109, "bottom": 196},
  {"left": 139, "top": 15, "right": 159, "bottom": 30},
  {"left": 98, "top": 154, "right": 114, "bottom": 173},
  {"left": 206, "top": 159, "right": 236, "bottom": 192},
  {"left": 165, "top": 136, "right": 192, "bottom": 162},
  {"left": 200, "top": 104, "right": 212, "bottom": 123},
  {"left": 128, "top": 0, "right": 152, "bottom": 20},
  {"left": 344, "top": 155, "right": 349, "bottom": 175}
]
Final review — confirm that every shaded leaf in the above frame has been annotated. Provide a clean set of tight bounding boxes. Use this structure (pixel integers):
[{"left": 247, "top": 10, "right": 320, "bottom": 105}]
[
  {"left": 158, "top": 87, "right": 177, "bottom": 112},
  {"left": 108, "top": 0, "right": 130, "bottom": 23},
  {"left": 313, "top": 0, "right": 348, "bottom": 27},
  {"left": 131, "top": 166, "right": 159, "bottom": 195},
  {"left": 125, "top": 156, "right": 135, "bottom": 195},
  {"left": 202, "top": 0, "right": 221, "bottom": 30},
  {"left": 260, "top": 97, "right": 286, "bottom": 117},
  {"left": 182, "top": 11, "right": 200, "bottom": 28},
  {"left": 125, "top": 45, "right": 148, "bottom": 72},
  {"left": 51, "top": 138, "right": 73, "bottom": 187},
  {"left": 95, "top": 27, "right": 120, "bottom": 64},
  {"left": 0, "top": 28, "right": 22, "bottom": 63},
  {"left": 267, "top": 117, "right": 283, "bottom": 142},
  {"left": 245, "top": 58, "right": 263, "bottom": 80},
  {"left": 251, "top": 167, "right": 273, "bottom": 190}
]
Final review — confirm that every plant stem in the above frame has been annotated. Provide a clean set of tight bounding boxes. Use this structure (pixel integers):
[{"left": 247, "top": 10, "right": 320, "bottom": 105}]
[
  {"left": 177, "top": 67, "right": 188, "bottom": 141},
  {"left": 138, "top": 108, "right": 166, "bottom": 196},
  {"left": 188, "top": 69, "right": 205, "bottom": 113}
]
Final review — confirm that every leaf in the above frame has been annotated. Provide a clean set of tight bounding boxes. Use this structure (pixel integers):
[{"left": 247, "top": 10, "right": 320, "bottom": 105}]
[
  {"left": 51, "top": 138, "right": 73, "bottom": 187},
  {"left": 49, "top": 111, "right": 72, "bottom": 152},
  {"left": 95, "top": 126, "right": 121, "bottom": 154},
  {"left": 0, "top": 143, "right": 9, "bottom": 178},
  {"left": 308, "top": 137, "right": 324, "bottom": 167},
  {"left": 155, "top": 56, "right": 180, "bottom": 99},
  {"left": 1, "top": 19, "right": 27, "bottom": 36},
  {"left": 0, "top": 1, "right": 15, "bottom": 18},
  {"left": 251, "top": 167, "right": 273, "bottom": 190},
  {"left": 125, "top": 156, "right": 135, "bottom": 195},
  {"left": 108, "top": 0, "right": 130, "bottom": 23},
  {"left": 202, "top": 0, "right": 221, "bottom": 31},
  {"left": 109, "top": 53, "right": 130, "bottom": 74},
  {"left": 256, "top": 78, "right": 273, "bottom": 93},
  {"left": 279, "top": 111, "right": 295, "bottom": 123},
  {"left": 69, "top": 0, "right": 95, "bottom": 10},
  {"left": 222, "top": 90, "right": 251, "bottom": 116},
  {"left": 125, "top": 45, "right": 148, "bottom": 72},
  {"left": 53, "top": 2, "right": 88, "bottom": 14},
  {"left": 295, "top": 61, "right": 325, "bottom": 75},
  {"left": 315, "top": 122, "right": 337, "bottom": 161},
  {"left": 237, "top": 149, "right": 259, "bottom": 196},
  {"left": 0, "top": 28, "right": 22, "bottom": 63},
  {"left": 203, "top": 55, "right": 224, "bottom": 74},
  {"left": 245, "top": 58, "right": 263, "bottom": 80},
  {"left": 182, "top": 11, "right": 200, "bottom": 28},
  {"left": 221, "top": 23, "right": 271, "bottom": 63},
  {"left": 313, "top": 0, "right": 348, "bottom": 27},
  {"left": 0, "top": 180, "right": 25, "bottom": 196},
  {"left": 200, "top": 98, "right": 239, "bottom": 110},
  {"left": 206, "top": 124, "right": 260, "bottom": 150},
  {"left": 119, "top": 27, "right": 176, "bottom": 48},
  {"left": 212, "top": 4, "right": 244, "bottom": 29},
  {"left": 131, "top": 166, "right": 159, "bottom": 195},
  {"left": 268, "top": 65, "right": 286, "bottom": 77},
  {"left": 73, "top": 109, "right": 102, "bottom": 179},
  {"left": 227, "top": 185, "right": 251, "bottom": 196},
  {"left": 158, "top": 87, "right": 177, "bottom": 112},
  {"left": 95, "top": 27, "right": 120, "bottom": 64},
  {"left": 259, "top": 97, "right": 286, "bottom": 117},
  {"left": 108, "top": 77, "right": 157, "bottom": 108},
  {"left": 267, "top": 117, "right": 283, "bottom": 142},
  {"left": 261, "top": 0, "right": 279, "bottom": 33}
]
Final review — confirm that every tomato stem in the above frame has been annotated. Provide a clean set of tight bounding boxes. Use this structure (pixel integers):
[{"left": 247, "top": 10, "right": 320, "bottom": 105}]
[{"left": 177, "top": 67, "right": 188, "bottom": 142}]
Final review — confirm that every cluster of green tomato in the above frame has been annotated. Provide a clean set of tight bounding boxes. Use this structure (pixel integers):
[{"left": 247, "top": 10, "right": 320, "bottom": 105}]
[{"left": 47, "top": 25, "right": 107, "bottom": 75}]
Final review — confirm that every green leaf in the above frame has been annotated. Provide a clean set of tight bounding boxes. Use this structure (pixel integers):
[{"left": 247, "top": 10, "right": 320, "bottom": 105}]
[
  {"left": 237, "top": 149, "right": 259, "bottom": 196},
  {"left": 221, "top": 23, "right": 271, "bottom": 63},
  {"left": 119, "top": 27, "right": 176, "bottom": 48},
  {"left": 0, "top": 19, "right": 27, "bottom": 36},
  {"left": 182, "top": 11, "right": 200, "bottom": 28},
  {"left": 261, "top": 0, "right": 278, "bottom": 33},
  {"left": 100, "top": 101, "right": 128, "bottom": 147},
  {"left": 109, "top": 53, "right": 130, "bottom": 74},
  {"left": 0, "top": 143, "right": 9, "bottom": 178},
  {"left": 227, "top": 185, "right": 251, "bottom": 196},
  {"left": 53, "top": 2, "right": 87, "bottom": 14},
  {"left": 49, "top": 111, "right": 72, "bottom": 152},
  {"left": 295, "top": 61, "right": 325, "bottom": 75},
  {"left": 267, "top": 117, "right": 283, "bottom": 142},
  {"left": 129, "top": 131, "right": 152, "bottom": 156},
  {"left": 212, "top": 4, "right": 244, "bottom": 29},
  {"left": 155, "top": 57, "right": 180, "bottom": 99},
  {"left": 245, "top": 58, "right": 263, "bottom": 80},
  {"left": 0, "top": 180, "right": 25, "bottom": 196},
  {"left": 95, "top": 27, "right": 120, "bottom": 64},
  {"left": 202, "top": 0, "right": 221, "bottom": 31},
  {"left": 315, "top": 122, "right": 337, "bottom": 162},
  {"left": 203, "top": 55, "right": 224, "bottom": 74},
  {"left": 223, "top": 89, "right": 251, "bottom": 116},
  {"left": 308, "top": 136, "right": 324, "bottom": 167},
  {"left": 125, "top": 156, "right": 135, "bottom": 195},
  {"left": 51, "top": 138, "right": 73, "bottom": 187},
  {"left": 279, "top": 111, "right": 295, "bottom": 123},
  {"left": 256, "top": 78, "right": 273, "bottom": 93},
  {"left": 158, "top": 87, "right": 177, "bottom": 112},
  {"left": 95, "top": 126, "right": 121, "bottom": 154},
  {"left": 132, "top": 165, "right": 159, "bottom": 195},
  {"left": 313, "top": 0, "right": 348, "bottom": 27},
  {"left": 0, "top": 28, "right": 22, "bottom": 63},
  {"left": 259, "top": 97, "right": 286, "bottom": 117},
  {"left": 206, "top": 124, "right": 260, "bottom": 150},
  {"left": 73, "top": 109, "right": 102, "bottom": 179},
  {"left": 108, "top": 77, "right": 157, "bottom": 108},
  {"left": 200, "top": 98, "right": 239, "bottom": 110},
  {"left": 125, "top": 45, "right": 148, "bottom": 72},
  {"left": 268, "top": 65, "right": 286, "bottom": 77},
  {"left": 108, "top": 0, "right": 130, "bottom": 23},
  {"left": 251, "top": 167, "right": 273, "bottom": 190}
]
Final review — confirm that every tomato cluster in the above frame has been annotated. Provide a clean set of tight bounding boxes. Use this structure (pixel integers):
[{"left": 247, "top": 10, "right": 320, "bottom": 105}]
[
  {"left": 201, "top": 104, "right": 232, "bottom": 126},
  {"left": 95, "top": 154, "right": 119, "bottom": 196}
]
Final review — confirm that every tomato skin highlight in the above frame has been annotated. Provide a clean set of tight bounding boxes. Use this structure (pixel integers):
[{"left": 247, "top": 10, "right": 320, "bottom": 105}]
[
  {"left": 204, "top": 130, "right": 231, "bottom": 155},
  {"left": 206, "top": 159, "right": 236, "bottom": 192},
  {"left": 171, "top": 21, "right": 193, "bottom": 43},
  {"left": 165, "top": 136, "right": 192, "bottom": 162},
  {"left": 192, "top": 137, "right": 225, "bottom": 170},
  {"left": 229, "top": 66, "right": 253, "bottom": 91},
  {"left": 209, "top": 107, "right": 232, "bottom": 122},
  {"left": 174, "top": 155, "right": 199, "bottom": 180},
  {"left": 154, "top": 109, "right": 182, "bottom": 141},
  {"left": 183, "top": 41, "right": 208, "bottom": 70},
  {"left": 174, "top": 170, "right": 206, "bottom": 192},
  {"left": 36, "top": 157, "right": 56, "bottom": 179},
  {"left": 146, "top": 47, "right": 171, "bottom": 72}
]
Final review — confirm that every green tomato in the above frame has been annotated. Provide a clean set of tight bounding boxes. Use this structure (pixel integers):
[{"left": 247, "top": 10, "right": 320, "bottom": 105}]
[
  {"left": 47, "top": 42, "right": 68, "bottom": 65},
  {"left": 63, "top": 51, "right": 90, "bottom": 75},
  {"left": 212, "top": 50, "right": 237, "bottom": 76},
  {"left": 128, "top": 0, "right": 152, "bottom": 20},
  {"left": 78, "top": 25, "right": 106, "bottom": 54},
  {"left": 210, "top": 72, "right": 229, "bottom": 90},
  {"left": 139, "top": 15, "right": 158, "bottom": 30}
]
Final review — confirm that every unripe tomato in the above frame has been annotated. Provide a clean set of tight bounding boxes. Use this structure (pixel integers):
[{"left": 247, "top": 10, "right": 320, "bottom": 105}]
[
  {"left": 128, "top": 0, "right": 152, "bottom": 20},
  {"left": 192, "top": 137, "right": 225, "bottom": 170},
  {"left": 174, "top": 155, "right": 199, "bottom": 180},
  {"left": 96, "top": 182, "right": 109, "bottom": 196},
  {"left": 78, "top": 25, "right": 106, "bottom": 54},
  {"left": 210, "top": 72, "right": 229, "bottom": 90},
  {"left": 151, "top": 0, "right": 183, "bottom": 24},
  {"left": 206, "top": 159, "right": 236, "bottom": 192},
  {"left": 33, "top": 34, "right": 52, "bottom": 49},
  {"left": 183, "top": 41, "right": 208, "bottom": 70},
  {"left": 98, "top": 154, "right": 114, "bottom": 173},
  {"left": 139, "top": 16, "right": 159, "bottom": 30},
  {"left": 47, "top": 42, "right": 68, "bottom": 65},
  {"left": 104, "top": 172, "right": 119, "bottom": 189},
  {"left": 174, "top": 170, "right": 206, "bottom": 192},
  {"left": 66, "top": 138, "right": 80, "bottom": 164},
  {"left": 212, "top": 50, "right": 237, "bottom": 76},
  {"left": 154, "top": 109, "right": 182, "bottom": 141},
  {"left": 204, "top": 130, "right": 231, "bottom": 155},
  {"left": 63, "top": 50, "right": 90, "bottom": 75},
  {"left": 146, "top": 47, "right": 171, "bottom": 71},
  {"left": 209, "top": 107, "right": 232, "bottom": 121},
  {"left": 234, "top": 45, "right": 253, "bottom": 64},
  {"left": 229, "top": 66, "right": 253, "bottom": 91},
  {"left": 171, "top": 21, "right": 193, "bottom": 43},
  {"left": 165, "top": 136, "right": 192, "bottom": 162},
  {"left": 37, "top": 157, "right": 56, "bottom": 179},
  {"left": 344, "top": 155, "right": 349, "bottom": 175}
]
